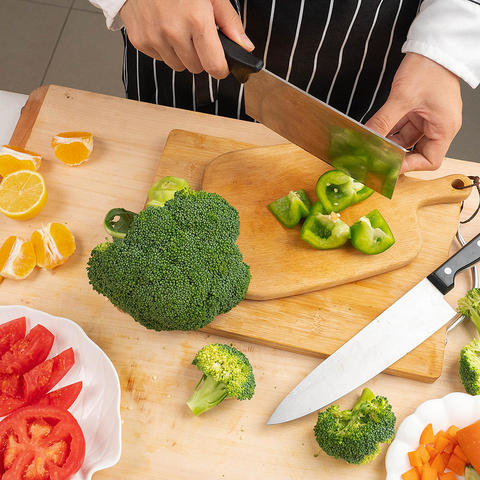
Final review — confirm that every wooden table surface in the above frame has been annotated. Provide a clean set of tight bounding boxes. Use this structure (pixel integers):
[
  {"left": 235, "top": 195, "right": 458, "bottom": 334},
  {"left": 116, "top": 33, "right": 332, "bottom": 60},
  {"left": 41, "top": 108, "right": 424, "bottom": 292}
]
[{"left": 2, "top": 85, "right": 480, "bottom": 480}]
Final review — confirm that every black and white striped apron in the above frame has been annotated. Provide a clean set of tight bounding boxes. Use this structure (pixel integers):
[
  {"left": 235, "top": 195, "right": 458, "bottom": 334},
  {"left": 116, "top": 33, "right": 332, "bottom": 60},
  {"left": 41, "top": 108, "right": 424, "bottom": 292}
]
[{"left": 121, "top": 0, "right": 421, "bottom": 123}]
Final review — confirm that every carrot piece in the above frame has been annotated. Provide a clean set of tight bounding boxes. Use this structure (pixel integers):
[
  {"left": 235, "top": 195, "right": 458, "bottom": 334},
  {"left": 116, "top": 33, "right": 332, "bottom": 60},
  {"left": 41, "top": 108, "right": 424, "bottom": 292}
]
[
  {"left": 444, "top": 443, "right": 454, "bottom": 454},
  {"left": 440, "top": 451, "right": 451, "bottom": 468},
  {"left": 421, "top": 465, "right": 437, "bottom": 480},
  {"left": 402, "top": 468, "right": 420, "bottom": 480},
  {"left": 430, "top": 453, "right": 445, "bottom": 473},
  {"left": 453, "top": 444, "right": 468, "bottom": 463},
  {"left": 426, "top": 445, "right": 439, "bottom": 457},
  {"left": 418, "top": 445, "right": 430, "bottom": 464},
  {"left": 438, "top": 472, "right": 457, "bottom": 480},
  {"left": 446, "top": 425, "right": 460, "bottom": 440},
  {"left": 409, "top": 450, "right": 423, "bottom": 467},
  {"left": 457, "top": 420, "right": 480, "bottom": 473},
  {"left": 415, "top": 465, "right": 423, "bottom": 476},
  {"left": 435, "top": 435, "right": 451, "bottom": 452},
  {"left": 420, "top": 424, "right": 435, "bottom": 445},
  {"left": 446, "top": 453, "right": 466, "bottom": 476}
]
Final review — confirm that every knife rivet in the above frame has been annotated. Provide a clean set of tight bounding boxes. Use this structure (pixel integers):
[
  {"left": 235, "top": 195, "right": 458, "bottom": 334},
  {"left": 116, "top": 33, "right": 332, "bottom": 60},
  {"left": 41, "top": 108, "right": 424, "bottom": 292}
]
[{"left": 444, "top": 267, "right": 452, "bottom": 275}]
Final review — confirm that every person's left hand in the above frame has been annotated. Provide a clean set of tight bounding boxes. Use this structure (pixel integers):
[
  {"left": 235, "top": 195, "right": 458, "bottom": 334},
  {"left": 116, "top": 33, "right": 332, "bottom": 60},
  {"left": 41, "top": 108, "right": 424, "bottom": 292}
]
[{"left": 365, "top": 52, "right": 462, "bottom": 173}]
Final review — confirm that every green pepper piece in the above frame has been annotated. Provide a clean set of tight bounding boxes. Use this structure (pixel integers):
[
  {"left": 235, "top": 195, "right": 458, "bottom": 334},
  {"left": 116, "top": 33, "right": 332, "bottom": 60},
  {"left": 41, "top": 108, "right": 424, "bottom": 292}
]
[
  {"left": 331, "top": 154, "right": 369, "bottom": 185},
  {"left": 310, "top": 201, "right": 327, "bottom": 215},
  {"left": 352, "top": 180, "right": 374, "bottom": 204},
  {"left": 268, "top": 189, "right": 312, "bottom": 228},
  {"left": 316, "top": 170, "right": 357, "bottom": 213},
  {"left": 301, "top": 212, "right": 350, "bottom": 249},
  {"left": 350, "top": 209, "right": 395, "bottom": 255},
  {"left": 147, "top": 176, "right": 190, "bottom": 207}
]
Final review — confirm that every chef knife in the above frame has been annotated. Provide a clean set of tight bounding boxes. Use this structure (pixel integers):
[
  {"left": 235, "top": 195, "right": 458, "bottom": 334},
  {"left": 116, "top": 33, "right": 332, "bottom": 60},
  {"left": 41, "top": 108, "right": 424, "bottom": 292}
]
[
  {"left": 219, "top": 31, "right": 406, "bottom": 199},
  {"left": 267, "top": 231, "right": 480, "bottom": 424}
]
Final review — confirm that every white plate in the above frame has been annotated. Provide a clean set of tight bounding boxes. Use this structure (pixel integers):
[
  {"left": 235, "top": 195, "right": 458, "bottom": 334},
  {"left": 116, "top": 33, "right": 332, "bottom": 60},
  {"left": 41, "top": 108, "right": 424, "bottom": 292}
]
[
  {"left": 0, "top": 305, "right": 122, "bottom": 480},
  {"left": 386, "top": 392, "right": 480, "bottom": 480}
]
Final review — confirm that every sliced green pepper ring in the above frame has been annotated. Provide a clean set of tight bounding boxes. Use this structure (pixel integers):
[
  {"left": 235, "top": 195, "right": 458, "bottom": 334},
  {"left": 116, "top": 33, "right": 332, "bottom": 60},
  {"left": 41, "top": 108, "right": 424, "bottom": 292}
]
[
  {"left": 350, "top": 209, "right": 395, "bottom": 255},
  {"left": 147, "top": 176, "right": 190, "bottom": 207},
  {"left": 268, "top": 189, "right": 312, "bottom": 228},
  {"left": 301, "top": 211, "right": 350, "bottom": 249}
]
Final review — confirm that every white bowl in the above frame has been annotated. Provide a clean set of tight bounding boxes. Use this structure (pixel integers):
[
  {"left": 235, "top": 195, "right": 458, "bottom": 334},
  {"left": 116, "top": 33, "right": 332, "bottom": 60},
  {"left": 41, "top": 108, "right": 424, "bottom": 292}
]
[
  {"left": 386, "top": 392, "right": 480, "bottom": 480},
  {"left": 0, "top": 305, "right": 122, "bottom": 480}
]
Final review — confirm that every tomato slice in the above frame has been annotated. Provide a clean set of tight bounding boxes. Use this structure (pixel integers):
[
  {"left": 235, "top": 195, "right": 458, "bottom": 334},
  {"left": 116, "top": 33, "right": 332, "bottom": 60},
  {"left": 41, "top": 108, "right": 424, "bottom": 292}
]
[
  {"left": 23, "top": 349, "right": 75, "bottom": 403},
  {"left": 0, "top": 318, "right": 26, "bottom": 357},
  {"left": 34, "top": 382, "right": 82, "bottom": 410},
  {"left": 0, "top": 325, "right": 54, "bottom": 375},
  {"left": 0, "top": 405, "right": 85, "bottom": 480}
]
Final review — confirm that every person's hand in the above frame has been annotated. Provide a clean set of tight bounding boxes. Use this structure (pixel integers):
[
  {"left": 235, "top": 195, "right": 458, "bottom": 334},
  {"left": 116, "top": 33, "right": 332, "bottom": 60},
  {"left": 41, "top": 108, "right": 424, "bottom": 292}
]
[
  {"left": 365, "top": 52, "right": 462, "bottom": 173},
  {"left": 120, "top": 0, "right": 254, "bottom": 79}
]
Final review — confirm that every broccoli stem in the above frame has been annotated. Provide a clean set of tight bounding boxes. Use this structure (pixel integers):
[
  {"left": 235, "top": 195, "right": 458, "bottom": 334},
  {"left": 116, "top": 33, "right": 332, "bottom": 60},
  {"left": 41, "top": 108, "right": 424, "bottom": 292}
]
[
  {"left": 353, "top": 388, "right": 375, "bottom": 411},
  {"left": 187, "top": 374, "right": 228, "bottom": 416}
]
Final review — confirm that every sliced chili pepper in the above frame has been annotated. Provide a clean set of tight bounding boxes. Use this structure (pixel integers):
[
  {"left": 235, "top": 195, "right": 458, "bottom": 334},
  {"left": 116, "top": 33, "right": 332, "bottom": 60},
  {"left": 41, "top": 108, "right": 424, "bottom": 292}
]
[
  {"left": 268, "top": 189, "right": 312, "bottom": 228},
  {"left": 301, "top": 211, "right": 350, "bottom": 249},
  {"left": 350, "top": 209, "right": 395, "bottom": 254},
  {"left": 316, "top": 170, "right": 373, "bottom": 213}
]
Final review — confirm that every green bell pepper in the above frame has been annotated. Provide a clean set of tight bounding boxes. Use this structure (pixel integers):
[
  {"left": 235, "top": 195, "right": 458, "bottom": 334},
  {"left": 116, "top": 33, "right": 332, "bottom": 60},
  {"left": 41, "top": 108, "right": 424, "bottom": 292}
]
[
  {"left": 350, "top": 209, "right": 395, "bottom": 255},
  {"left": 301, "top": 211, "right": 350, "bottom": 249},
  {"left": 316, "top": 170, "right": 373, "bottom": 213},
  {"left": 147, "top": 176, "right": 190, "bottom": 207},
  {"left": 268, "top": 189, "right": 312, "bottom": 228}
]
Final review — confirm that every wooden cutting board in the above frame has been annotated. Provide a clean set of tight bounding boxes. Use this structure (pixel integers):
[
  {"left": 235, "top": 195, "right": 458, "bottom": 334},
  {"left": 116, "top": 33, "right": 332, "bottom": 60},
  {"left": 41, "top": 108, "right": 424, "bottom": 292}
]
[
  {"left": 155, "top": 129, "right": 470, "bottom": 382},
  {"left": 202, "top": 144, "right": 469, "bottom": 300}
]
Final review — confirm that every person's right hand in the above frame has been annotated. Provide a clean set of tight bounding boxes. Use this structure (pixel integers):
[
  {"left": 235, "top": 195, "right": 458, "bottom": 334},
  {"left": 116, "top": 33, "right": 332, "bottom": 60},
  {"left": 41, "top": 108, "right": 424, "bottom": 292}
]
[{"left": 120, "top": 0, "right": 254, "bottom": 79}]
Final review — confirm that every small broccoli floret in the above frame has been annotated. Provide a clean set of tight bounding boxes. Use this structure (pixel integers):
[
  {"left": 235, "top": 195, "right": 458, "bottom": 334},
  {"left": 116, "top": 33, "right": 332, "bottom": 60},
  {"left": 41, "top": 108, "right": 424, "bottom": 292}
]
[
  {"left": 87, "top": 189, "right": 251, "bottom": 331},
  {"left": 460, "top": 338, "right": 480, "bottom": 395},
  {"left": 187, "top": 343, "right": 255, "bottom": 416},
  {"left": 313, "top": 388, "right": 396, "bottom": 465},
  {"left": 458, "top": 288, "right": 480, "bottom": 335}
]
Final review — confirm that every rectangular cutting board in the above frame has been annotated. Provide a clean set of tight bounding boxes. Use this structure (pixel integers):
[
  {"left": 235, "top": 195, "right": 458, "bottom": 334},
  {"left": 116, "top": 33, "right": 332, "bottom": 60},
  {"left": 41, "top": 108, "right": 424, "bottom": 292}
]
[
  {"left": 155, "top": 129, "right": 468, "bottom": 382},
  {"left": 201, "top": 144, "right": 469, "bottom": 300}
]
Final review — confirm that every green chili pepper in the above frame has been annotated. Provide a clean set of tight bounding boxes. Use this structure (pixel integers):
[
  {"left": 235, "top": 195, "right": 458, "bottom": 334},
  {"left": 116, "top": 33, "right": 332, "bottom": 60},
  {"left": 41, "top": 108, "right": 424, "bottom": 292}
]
[
  {"left": 316, "top": 170, "right": 373, "bottom": 213},
  {"left": 146, "top": 176, "right": 190, "bottom": 207},
  {"left": 268, "top": 189, "right": 312, "bottom": 228},
  {"left": 350, "top": 209, "right": 395, "bottom": 255},
  {"left": 301, "top": 211, "right": 350, "bottom": 249}
]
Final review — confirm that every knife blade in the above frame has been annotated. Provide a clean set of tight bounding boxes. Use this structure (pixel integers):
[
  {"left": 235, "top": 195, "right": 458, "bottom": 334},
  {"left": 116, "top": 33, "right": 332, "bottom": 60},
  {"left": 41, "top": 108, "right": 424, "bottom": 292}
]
[
  {"left": 267, "top": 231, "right": 480, "bottom": 425},
  {"left": 219, "top": 31, "right": 406, "bottom": 199}
]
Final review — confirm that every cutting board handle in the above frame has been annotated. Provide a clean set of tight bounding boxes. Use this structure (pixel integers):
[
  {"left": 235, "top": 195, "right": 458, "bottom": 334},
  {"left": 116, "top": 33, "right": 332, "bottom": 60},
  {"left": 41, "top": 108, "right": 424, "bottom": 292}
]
[{"left": 404, "top": 174, "right": 472, "bottom": 208}]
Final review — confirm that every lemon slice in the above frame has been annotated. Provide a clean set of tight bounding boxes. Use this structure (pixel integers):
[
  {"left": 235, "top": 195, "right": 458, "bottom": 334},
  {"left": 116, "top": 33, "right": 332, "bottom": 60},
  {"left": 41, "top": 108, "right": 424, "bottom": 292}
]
[
  {"left": 31, "top": 223, "right": 76, "bottom": 269},
  {"left": 52, "top": 131, "right": 93, "bottom": 166},
  {"left": 0, "top": 236, "right": 36, "bottom": 280},
  {"left": 0, "top": 145, "right": 42, "bottom": 177},
  {"left": 0, "top": 170, "right": 47, "bottom": 220}
]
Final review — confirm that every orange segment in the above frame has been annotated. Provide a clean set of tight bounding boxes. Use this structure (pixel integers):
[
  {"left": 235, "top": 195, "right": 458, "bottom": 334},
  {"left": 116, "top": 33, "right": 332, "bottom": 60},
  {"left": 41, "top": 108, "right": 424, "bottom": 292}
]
[
  {"left": 51, "top": 131, "right": 93, "bottom": 166},
  {"left": 0, "top": 170, "right": 47, "bottom": 220},
  {"left": 0, "top": 236, "right": 36, "bottom": 280},
  {"left": 0, "top": 145, "right": 42, "bottom": 177},
  {"left": 31, "top": 223, "right": 75, "bottom": 269}
]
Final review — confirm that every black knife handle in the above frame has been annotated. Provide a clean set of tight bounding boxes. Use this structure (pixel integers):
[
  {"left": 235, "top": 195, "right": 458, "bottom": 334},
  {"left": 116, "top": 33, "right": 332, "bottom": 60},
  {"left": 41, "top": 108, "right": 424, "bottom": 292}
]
[
  {"left": 427, "top": 233, "right": 480, "bottom": 295},
  {"left": 218, "top": 31, "right": 263, "bottom": 83}
]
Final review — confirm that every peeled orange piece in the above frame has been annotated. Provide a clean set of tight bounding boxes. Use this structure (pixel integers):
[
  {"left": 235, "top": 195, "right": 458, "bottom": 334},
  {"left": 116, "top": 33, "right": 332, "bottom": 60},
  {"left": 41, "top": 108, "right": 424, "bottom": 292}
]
[
  {"left": 0, "top": 236, "right": 37, "bottom": 280},
  {"left": 31, "top": 223, "right": 75, "bottom": 269},
  {"left": 0, "top": 170, "right": 47, "bottom": 220},
  {"left": 0, "top": 145, "right": 42, "bottom": 177},
  {"left": 51, "top": 132, "right": 93, "bottom": 166}
]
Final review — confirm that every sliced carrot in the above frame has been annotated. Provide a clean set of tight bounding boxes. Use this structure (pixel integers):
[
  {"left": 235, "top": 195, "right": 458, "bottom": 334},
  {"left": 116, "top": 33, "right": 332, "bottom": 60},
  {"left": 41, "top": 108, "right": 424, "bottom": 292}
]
[
  {"left": 421, "top": 465, "right": 436, "bottom": 480},
  {"left": 446, "top": 425, "right": 460, "bottom": 440},
  {"left": 438, "top": 472, "right": 457, "bottom": 480},
  {"left": 409, "top": 450, "right": 423, "bottom": 467},
  {"left": 402, "top": 468, "right": 421, "bottom": 480},
  {"left": 417, "top": 444, "right": 430, "bottom": 464},
  {"left": 457, "top": 420, "right": 480, "bottom": 474},
  {"left": 453, "top": 444, "right": 468, "bottom": 463},
  {"left": 434, "top": 434, "right": 451, "bottom": 452},
  {"left": 426, "top": 445, "right": 439, "bottom": 458},
  {"left": 440, "top": 451, "right": 451, "bottom": 468},
  {"left": 415, "top": 465, "right": 424, "bottom": 476},
  {"left": 420, "top": 424, "right": 435, "bottom": 445},
  {"left": 430, "top": 453, "right": 445, "bottom": 473},
  {"left": 444, "top": 443, "right": 454, "bottom": 454},
  {"left": 446, "top": 453, "right": 466, "bottom": 476}
]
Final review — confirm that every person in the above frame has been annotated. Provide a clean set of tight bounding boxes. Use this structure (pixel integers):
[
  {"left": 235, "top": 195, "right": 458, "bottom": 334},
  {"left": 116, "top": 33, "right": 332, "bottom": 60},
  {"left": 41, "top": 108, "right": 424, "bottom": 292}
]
[{"left": 90, "top": 0, "right": 480, "bottom": 172}]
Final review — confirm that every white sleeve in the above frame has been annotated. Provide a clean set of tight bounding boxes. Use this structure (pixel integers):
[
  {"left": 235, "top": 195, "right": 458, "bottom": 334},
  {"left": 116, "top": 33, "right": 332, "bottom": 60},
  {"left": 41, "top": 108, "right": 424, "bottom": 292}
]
[
  {"left": 402, "top": 0, "right": 480, "bottom": 88},
  {"left": 88, "top": 0, "right": 126, "bottom": 30}
]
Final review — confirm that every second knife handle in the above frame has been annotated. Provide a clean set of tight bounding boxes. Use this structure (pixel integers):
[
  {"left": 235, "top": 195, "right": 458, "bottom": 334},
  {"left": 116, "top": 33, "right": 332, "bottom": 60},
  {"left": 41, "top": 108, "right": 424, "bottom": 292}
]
[
  {"left": 427, "top": 233, "right": 480, "bottom": 295},
  {"left": 218, "top": 31, "right": 263, "bottom": 83}
]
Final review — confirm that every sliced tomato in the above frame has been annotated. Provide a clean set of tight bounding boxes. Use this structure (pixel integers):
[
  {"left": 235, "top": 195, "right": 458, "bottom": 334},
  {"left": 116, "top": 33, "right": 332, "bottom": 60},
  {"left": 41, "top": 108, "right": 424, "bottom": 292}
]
[
  {"left": 0, "top": 318, "right": 26, "bottom": 357},
  {"left": 0, "top": 375, "right": 21, "bottom": 398},
  {"left": 0, "top": 395, "right": 25, "bottom": 417},
  {"left": 0, "top": 325, "right": 54, "bottom": 375},
  {"left": 34, "top": 382, "right": 82, "bottom": 410},
  {"left": 0, "top": 405, "right": 85, "bottom": 479},
  {"left": 23, "top": 349, "right": 75, "bottom": 403}
]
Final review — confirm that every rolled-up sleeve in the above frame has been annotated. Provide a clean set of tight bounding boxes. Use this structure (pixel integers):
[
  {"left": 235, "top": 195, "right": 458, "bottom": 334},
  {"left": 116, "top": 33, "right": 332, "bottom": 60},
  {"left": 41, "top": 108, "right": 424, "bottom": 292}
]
[
  {"left": 88, "top": 0, "right": 127, "bottom": 30},
  {"left": 402, "top": 0, "right": 480, "bottom": 88}
]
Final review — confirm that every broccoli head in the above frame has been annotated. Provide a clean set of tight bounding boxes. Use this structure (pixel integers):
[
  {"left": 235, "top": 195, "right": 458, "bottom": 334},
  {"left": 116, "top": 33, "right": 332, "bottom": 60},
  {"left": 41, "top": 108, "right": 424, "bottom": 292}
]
[
  {"left": 313, "top": 388, "right": 396, "bottom": 464},
  {"left": 87, "top": 189, "right": 251, "bottom": 331},
  {"left": 458, "top": 288, "right": 480, "bottom": 335},
  {"left": 460, "top": 338, "right": 480, "bottom": 395},
  {"left": 187, "top": 343, "right": 255, "bottom": 416}
]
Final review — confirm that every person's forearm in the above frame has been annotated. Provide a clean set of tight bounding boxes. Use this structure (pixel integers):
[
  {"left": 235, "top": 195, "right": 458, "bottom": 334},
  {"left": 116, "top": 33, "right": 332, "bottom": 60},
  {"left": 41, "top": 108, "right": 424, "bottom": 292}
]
[
  {"left": 402, "top": 0, "right": 480, "bottom": 88},
  {"left": 88, "top": 0, "right": 127, "bottom": 30}
]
